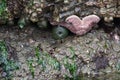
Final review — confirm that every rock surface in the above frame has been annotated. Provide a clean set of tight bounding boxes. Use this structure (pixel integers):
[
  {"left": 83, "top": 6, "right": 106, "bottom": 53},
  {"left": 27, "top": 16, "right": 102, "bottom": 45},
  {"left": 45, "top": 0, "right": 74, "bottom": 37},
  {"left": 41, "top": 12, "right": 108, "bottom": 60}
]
[{"left": 0, "top": 25, "right": 120, "bottom": 79}]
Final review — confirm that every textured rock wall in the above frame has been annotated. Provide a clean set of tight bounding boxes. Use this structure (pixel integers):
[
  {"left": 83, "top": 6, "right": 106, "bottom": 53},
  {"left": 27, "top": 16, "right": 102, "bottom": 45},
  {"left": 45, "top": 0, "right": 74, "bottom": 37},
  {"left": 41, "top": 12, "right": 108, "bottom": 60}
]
[
  {"left": 56, "top": 0, "right": 120, "bottom": 22},
  {"left": 0, "top": 0, "right": 120, "bottom": 25}
]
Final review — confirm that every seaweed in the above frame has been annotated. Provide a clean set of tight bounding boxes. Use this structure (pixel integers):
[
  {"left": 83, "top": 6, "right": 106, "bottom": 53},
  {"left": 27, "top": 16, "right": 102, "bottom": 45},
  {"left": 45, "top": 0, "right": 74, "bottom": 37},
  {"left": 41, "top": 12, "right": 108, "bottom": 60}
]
[
  {"left": 35, "top": 47, "right": 60, "bottom": 71},
  {"left": 0, "top": 0, "right": 8, "bottom": 24},
  {"left": 0, "top": 41, "right": 19, "bottom": 79},
  {"left": 63, "top": 47, "right": 80, "bottom": 80},
  {"left": 27, "top": 46, "right": 61, "bottom": 78},
  {"left": 27, "top": 58, "right": 35, "bottom": 78}
]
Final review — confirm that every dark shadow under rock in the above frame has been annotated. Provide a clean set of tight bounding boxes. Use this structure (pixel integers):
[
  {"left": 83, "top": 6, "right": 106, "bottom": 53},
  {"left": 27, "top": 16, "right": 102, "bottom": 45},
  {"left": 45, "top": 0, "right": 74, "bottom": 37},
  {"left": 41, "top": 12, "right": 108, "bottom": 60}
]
[{"left": 92, "top": 51, "right": 109, "bottom": 72}]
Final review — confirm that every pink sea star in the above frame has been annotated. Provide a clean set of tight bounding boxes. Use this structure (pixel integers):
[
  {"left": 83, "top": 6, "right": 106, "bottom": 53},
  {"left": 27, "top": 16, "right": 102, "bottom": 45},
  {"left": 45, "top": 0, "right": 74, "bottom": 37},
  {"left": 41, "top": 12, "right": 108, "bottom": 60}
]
[{"left": 65, "top": 15, "right": 100, "bottom": 35}]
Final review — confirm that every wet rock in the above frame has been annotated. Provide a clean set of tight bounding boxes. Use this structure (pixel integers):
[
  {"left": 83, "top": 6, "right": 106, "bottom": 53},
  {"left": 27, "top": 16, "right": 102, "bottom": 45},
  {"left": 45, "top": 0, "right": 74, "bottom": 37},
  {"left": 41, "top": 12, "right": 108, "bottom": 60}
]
[
  {"left": 112, "top": 43, "right": 120, "bottom": 52},
  {"left": 81, "top": 65, "right": 92, "bottom": 75},
  {"left": 1, "top": 24, "right": 120, "bottom": 79}
]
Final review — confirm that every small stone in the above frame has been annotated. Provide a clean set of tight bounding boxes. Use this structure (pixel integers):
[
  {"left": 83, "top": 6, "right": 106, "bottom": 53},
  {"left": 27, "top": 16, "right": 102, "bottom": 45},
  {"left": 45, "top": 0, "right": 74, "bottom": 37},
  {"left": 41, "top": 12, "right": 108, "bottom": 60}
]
[
  {"left": 29, "top": 38, "right": 35, "bottom": 44},
  {"left": 104, "top": 67, "right": 112, "bottom": 73}
]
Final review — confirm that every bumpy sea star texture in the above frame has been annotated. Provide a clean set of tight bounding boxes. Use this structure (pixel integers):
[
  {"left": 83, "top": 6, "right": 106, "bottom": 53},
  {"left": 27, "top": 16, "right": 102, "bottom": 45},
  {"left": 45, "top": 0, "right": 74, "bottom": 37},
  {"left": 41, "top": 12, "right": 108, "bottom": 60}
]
[{"left": 65, "top": 15, "right": 100, "bottom": 35}]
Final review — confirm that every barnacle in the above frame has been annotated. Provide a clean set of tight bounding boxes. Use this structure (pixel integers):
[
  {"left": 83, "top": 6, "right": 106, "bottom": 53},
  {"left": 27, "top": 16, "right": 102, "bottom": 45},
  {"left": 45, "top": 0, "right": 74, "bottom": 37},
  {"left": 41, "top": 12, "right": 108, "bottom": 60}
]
[{"left": 0, "top": 0, "right": 119, "bottom": 29}]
